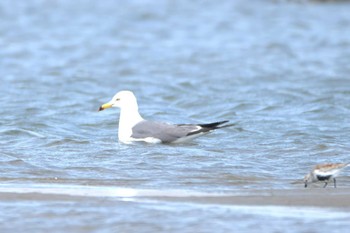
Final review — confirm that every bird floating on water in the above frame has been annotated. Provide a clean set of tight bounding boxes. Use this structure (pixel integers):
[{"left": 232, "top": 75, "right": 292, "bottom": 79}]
[
  {"left": 304, "top": 163, "right": 349, "bottom": 188},
  {"left": 98, "top": 90, "right": 234, "bottom": 144}
]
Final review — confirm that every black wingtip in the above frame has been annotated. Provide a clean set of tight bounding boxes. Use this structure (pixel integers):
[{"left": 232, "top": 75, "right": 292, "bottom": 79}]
[
  {"left": 217, "top": 122, "right": 236, "bottom": 129},
  {"left": 183, "top": 120, "right": 234, "bottom": 137},
  {"left": 199, "top": 120, "right": 234, "bottom": 129}
]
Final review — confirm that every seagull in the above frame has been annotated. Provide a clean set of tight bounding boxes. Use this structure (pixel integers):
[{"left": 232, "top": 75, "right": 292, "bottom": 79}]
[
  {"left": 98, "top": 90, "right": 234, "bottom": 144},
  {"left": 304, "top": 163, "right": 349, "bottom": 188}
]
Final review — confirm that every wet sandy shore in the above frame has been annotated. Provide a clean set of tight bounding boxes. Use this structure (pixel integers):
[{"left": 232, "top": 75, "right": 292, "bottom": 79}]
[
  {"left": 158, "top": 188, "right": 350, "bottom": 208},
  {"left": 1, "top": 186, "right": 350, "bottom": 208}
]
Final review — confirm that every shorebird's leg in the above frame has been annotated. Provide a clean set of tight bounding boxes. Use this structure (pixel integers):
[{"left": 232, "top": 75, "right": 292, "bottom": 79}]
[
  {"left": 323, "top": 181, "right": 328, "bottom": 188},
  {"left": 304, "top": 181, "right": 308, "bottom": 188},
  {"left": 333, "top": 178, "right": 336, "bottom": 188}
]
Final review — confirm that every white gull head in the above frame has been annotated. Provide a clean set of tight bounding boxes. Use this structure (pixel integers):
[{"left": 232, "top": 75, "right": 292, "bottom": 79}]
[{"left": 99, "top": 90, "right": 144, "bottom": 143}]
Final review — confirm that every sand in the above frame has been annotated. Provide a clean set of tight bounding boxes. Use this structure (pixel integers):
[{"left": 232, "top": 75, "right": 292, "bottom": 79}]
[
  {"left": 1, "top": 187, "right": 350, "bottom": 208},
  {"left": 162, "top": 188, "right": 350, "bottom": 208}
]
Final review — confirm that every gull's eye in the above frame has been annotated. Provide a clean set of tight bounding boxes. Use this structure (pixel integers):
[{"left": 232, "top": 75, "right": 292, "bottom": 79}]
[{"left": 116, "top": 98, "right": 120, "bottom": 101}]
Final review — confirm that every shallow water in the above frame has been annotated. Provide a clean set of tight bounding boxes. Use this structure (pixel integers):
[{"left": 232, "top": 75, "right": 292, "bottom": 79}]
[{"left": 1, "top": 0, "right": 350, "bottom": 232}]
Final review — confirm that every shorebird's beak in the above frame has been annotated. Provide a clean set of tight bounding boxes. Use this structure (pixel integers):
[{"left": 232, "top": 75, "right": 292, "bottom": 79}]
[{"left": 98, "top": 103, "right": 112, "bottom": 111}]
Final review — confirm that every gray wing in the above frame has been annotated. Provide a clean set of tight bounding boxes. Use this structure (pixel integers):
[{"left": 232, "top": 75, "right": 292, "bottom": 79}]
[{"left": 131, "top": 120, "right": 200, "bottom": 143}]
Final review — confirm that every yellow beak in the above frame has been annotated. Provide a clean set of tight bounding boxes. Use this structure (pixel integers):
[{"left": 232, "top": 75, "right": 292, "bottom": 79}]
[{"left": 98, "top": 103, "right": 112, "bottom": 111}]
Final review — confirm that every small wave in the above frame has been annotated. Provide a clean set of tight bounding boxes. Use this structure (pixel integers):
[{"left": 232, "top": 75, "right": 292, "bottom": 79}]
[
  {"left": 2, "top": 158, "right": 29, "bottom": 166},
  {"left": 0, "top": 128, "right": 46, "bottom": 138},
  {"left": 226, "top": 205, "right": 350, "bottom": 220},
  {"left": 0, "top": 152, "right": 18, "bottom": 161},
  {"left": 45, "top": 138, "right": 90, "bottom": 147}
]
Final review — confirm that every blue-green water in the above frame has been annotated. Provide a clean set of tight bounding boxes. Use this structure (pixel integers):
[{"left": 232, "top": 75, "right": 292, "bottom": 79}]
[{"left": 1, "top": 0, "right": 350, "bottom": 232}]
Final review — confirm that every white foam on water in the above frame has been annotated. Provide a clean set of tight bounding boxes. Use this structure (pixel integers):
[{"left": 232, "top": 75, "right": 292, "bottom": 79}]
[{"left": 0, "top": 183, "right": 227, "bottom": 198}]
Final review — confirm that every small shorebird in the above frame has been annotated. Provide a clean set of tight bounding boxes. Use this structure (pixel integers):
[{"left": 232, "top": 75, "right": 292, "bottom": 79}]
[
  {"left": 98, "top": 90, "right": 234, "bottom": 144},
  {"left": 304, "top": 163, "right": 349, "bottom": 188}
]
